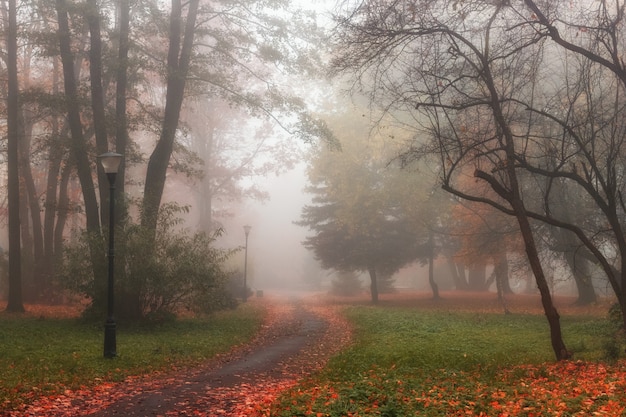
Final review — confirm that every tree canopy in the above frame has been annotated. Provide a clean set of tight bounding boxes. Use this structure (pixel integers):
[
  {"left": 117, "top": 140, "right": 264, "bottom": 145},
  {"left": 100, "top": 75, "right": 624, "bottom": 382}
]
[
  {"left": 298, "top": 105, "right": 431, "bottom": 303},
  {"left": 0, "top": 0, "right": 332, "bottom": 316}
]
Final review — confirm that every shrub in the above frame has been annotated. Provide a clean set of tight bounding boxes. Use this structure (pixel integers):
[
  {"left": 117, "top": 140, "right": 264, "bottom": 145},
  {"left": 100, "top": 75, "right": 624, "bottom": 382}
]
[{"left": 59, "top": 203, "right": 237, "bottom": 321}]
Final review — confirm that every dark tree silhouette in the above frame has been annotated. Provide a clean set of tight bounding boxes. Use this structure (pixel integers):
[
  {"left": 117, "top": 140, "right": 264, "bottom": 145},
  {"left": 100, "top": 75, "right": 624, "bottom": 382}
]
[{"left": 5, "top": 0, "right": 24, "bottom": 312}]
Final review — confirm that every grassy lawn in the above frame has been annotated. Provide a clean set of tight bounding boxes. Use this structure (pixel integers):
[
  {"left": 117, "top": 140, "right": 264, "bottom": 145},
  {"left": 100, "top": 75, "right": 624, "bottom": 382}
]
[
  {"left": 0, "top": 302, "right": 265, "bottom": 411},
  {"left": 4, "top": 293, "right": 626, "bottom": 416},
  {"left": 267, "top": 303, "right": 626, "bottom": 416}
]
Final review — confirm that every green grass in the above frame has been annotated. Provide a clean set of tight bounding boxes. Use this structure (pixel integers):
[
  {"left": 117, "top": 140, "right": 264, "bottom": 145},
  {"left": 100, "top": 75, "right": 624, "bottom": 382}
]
[
  {"left": 334, "top": 308, "right": 615, "bottom": 372},
  {"left": 0, "top": 303, "right": 265, "bottom": 411},
  {"left": 268, "top": 306, "right": 623, "bottom": 416}
]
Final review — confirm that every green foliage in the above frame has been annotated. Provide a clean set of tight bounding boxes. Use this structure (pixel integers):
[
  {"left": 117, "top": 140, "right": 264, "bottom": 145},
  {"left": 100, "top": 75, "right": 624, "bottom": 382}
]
[
  {"left": 270, "top": 307, "right": 619, "bottom": 416},
  {"left": 60, "top": 231, "right": 106, "bottom": 307},
  {"left": 608, "top": 302, "right": 622, "bottom": 325},
  {"left": 59, "top": 203, "right": 237, "bottom": 321},
  {"left": 603, "top": 303, "right": 626, "bottom": 362},
  {"left": 298, "top": 110, "right": 432, "bottom": 285},
  {"left": 0, "top": 303, "right": 264, "bottom": 411}
]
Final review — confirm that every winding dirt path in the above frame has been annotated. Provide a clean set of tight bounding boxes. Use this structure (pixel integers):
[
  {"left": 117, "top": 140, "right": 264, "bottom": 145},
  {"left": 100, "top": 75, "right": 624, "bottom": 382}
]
[{"left": 15, "top": 294, "right": 352, "bottom": 417}]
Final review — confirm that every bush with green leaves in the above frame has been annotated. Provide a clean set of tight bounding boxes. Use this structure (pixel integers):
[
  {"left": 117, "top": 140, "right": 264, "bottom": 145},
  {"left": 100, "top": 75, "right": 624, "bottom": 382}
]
[{"left": 60, "top": 203, "right": 237, "bottom": 321}]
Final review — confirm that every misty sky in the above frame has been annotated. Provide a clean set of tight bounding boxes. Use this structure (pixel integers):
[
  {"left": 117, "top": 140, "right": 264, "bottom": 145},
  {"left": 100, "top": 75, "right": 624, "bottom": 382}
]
[
  {"left": 220, "top": 1, "right": 335, "bottom": 292},
  {"left": 234, "top": 163, "right": 312, "bottom": 291}
]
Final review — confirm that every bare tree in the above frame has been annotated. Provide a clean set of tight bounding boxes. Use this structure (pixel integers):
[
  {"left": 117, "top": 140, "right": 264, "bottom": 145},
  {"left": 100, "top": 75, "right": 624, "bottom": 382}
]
[
  {"left": 516, "top": 0, "right": 626, "bottom": 323},
  {"left": 331, "top": 1, "right": 571, "bottom": 359},
  {"left": 330, "top": 0, "right": 626, "bottom": 339}
]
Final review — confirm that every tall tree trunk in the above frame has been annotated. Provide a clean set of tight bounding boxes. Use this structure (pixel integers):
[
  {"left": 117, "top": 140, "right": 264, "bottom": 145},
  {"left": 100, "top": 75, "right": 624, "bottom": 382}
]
[
  {"left": 115, "top": 0, "right": 130, "bottom": 202},
  {"left": 468, "top": 263, "right": 487, "bottom": 291},
  {"left": 478, "top": 9, "right": 569, "bottom": 359},
  {"left": 445, "top": 256, "right": 468, "bottom": 290},
  {"left": 18, "top": 179, "right": 33, "bottom": 298},
  {"left": 43, "top": 56, "right": 67, "bottom": 287},
  {"left": 493, "top": 252, "right": 511, "bottom": 314},
  {"left": 56, "top": 0, "right": 106, "bottom": 309},
  {"left": 367, "top": 265, "right": 379, "bottom": 304},
  {"left": 43, "top": 136, "right": 64, "bottom": 287},
  {"left": 15, "top": 38, "right": 45, "bottom": 297},
  {"left": 56, "top": 0, "right": 100, "bottom": 234},
  {"left": 475, "top": 167, "right": 571, "bottom": 360},
  {"left": 142, "top": 0, "right": 199, "bottom": 233},
  {"left": 86, "top": 0, "right": 111, "bottom": 224},
  {"left": 455, "top": 263, "right": 467, "bottom": 288},
  {"left": 553, "top": 226, "right": 597, "bottom": 305},
  {"left": 495, "top": 273, "right": 511, "bottom": 315},
  {"left": 23, "top": 157, "right": 44, "bottom": 293},
  {"left": 43, "top": 147, "right": 63, "bottom": 282},
  {"left": 5, "top": 0, "right": 24, "bottom": 312},
  {"left": 549, "top": 175, "right": 597, "bottom": 305},
  {"left": 18, "top": 114, "right": 45, "bottom": 300},
  {"left": 54, "top": 163, "right": 72, "bottom": 262},
  {"left": 110, "top": 0, "right": 131, "bottom": 314},
  {"left": 428, "top": 231, "right": 439, "bottom": 299},
  {"left": 517, "top": 212, "right": 570, "bottom": 359},
  {"left": 564, "top": 249, "right": 596, "bottom": 305},
  {"left": 493, "top": 250, "right": 513, "bottom": 294}
]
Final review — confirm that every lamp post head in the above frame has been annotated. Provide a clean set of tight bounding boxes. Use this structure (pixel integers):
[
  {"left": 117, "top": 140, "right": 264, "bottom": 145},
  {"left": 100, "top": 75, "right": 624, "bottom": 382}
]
[
  {"left": 244, "top": 225, "right": 251, "bottom": 237},
  {"left": 98, "top": 152, "right": 123, "bottom": 174}
]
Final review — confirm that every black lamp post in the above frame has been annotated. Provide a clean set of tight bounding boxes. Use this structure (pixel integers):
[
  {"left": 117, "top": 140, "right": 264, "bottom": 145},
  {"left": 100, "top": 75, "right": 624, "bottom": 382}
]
[
  {"left": 243, "top": 225, "right": 251, "bottom": 302},
  {"left": 98, "top": 152, "right": 122, "bottom": 359}
]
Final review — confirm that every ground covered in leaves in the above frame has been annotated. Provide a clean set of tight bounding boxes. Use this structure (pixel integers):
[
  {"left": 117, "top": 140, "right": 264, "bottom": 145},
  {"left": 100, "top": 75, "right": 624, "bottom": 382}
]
[
  {"left": 6, "top": 291, "right": 626, "bottom": 416},
  {"left": 270, "top": 360, "right": 626, "bottom": 416},
  {"left": 264, "top": 292, "right": 626, "bottom": 417}
]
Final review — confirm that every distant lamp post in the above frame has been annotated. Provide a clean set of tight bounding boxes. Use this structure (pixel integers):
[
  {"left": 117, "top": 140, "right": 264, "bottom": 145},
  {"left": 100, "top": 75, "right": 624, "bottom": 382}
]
[
  {"left": 98, "top": 152, "right": 122, "bottom": 358},
  {"left": 243, "top": 225, "right": 251, "bottom": 302}
]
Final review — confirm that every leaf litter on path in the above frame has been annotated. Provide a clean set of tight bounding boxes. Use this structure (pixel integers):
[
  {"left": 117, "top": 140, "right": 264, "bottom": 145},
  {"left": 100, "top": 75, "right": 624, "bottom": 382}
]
[{"left": 10, "top": 295, "right": 353, "bottom": 416}]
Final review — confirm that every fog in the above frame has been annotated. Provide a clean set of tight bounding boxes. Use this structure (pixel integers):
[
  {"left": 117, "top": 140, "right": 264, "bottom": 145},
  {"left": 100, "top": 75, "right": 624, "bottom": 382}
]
[
  {"left": 218, "top": 163, "right": 315, "bottom": 292},
  {"left": 2, "top": 0, "right": 614, "bottom": 312}
]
